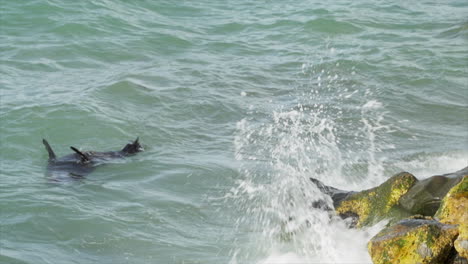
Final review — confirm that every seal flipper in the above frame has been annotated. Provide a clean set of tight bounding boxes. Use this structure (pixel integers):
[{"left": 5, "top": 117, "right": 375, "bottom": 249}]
[
  {"left": 70, "top": 146, "right": 90, "bottom": 163},
  {"left": 121, "top": 137, "right": 143, "bottom": 154},
  {"left": 42, "top": 139, "right": 56, "bottom": 161}
]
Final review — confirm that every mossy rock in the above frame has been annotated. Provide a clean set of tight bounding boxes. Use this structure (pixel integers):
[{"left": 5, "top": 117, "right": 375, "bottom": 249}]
[
  {"left": 368, "top": 218, "right": 459, "bottom": 264},
  {"left": 455, "top": 223, "right": 468, "bottom": 259},
  {"left": 335, "top": 172, "right": 417, "bottom": 227},
  {"left": 435, "top": 176, "right": 468, "bottom": 225}
]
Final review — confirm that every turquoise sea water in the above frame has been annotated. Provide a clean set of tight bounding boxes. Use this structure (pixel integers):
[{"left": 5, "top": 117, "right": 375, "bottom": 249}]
[{"left": 1, "top": 1, "right": 467, "bottom": 263}]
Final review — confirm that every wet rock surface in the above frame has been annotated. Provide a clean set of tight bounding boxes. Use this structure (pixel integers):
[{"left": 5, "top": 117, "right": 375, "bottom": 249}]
[
  {"left": 399, "top": 169, "right": 465, "bottom": 216},
  {"left": 455, "top": 223, "right": 468, "bottom": 260},
  {"left": 368, "top": 217, "right": 459, "bottom": 264},
  {"left": 309, "top": 177, "right": 355, "bottom": 209},
  {"left": 435, "top": 175, "right": 468, "bottom": 225},
  {"left": 310, "top": 166, "right": 468, "bottom": 263},
  {"left": 334, "top": 172, "right": 417, "bottom": 227}
]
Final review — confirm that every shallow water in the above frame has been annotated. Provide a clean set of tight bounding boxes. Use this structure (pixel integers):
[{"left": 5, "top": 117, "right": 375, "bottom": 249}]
[{"left": 1, "top": 0, "right": 467, "bottom": 263}]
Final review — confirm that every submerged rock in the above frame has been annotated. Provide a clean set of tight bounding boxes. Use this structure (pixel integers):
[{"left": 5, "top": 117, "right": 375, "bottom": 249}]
[
  {"left": 400, "top": 167, "right": 467, "bottom": 217},
  {"left": 334, "top": 172, "right": 417, "bottom": 227},
  {"left": 368, "top": 217, "right": 459, "bottom": 264}
]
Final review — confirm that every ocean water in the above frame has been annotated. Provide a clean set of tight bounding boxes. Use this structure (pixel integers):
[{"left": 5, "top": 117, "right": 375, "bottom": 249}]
[{"left": 1, "top": 0, "right": 467, "bottom": 263}]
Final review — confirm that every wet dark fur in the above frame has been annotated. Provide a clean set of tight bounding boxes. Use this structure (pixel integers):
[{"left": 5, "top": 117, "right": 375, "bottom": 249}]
[{"left": 42, "top": 138, "right": 143, "bottom": 179}]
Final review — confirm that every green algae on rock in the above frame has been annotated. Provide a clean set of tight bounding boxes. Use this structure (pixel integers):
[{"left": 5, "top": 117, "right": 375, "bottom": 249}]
[
  {"left": 368, "top": 218, "right": 459, "bottom": 264},
  {"left": 335, "top": 172, "right": 417, "bottom": 227}
]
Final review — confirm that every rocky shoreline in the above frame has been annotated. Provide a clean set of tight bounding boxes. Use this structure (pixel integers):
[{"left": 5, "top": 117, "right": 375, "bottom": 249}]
[{"left": 312, "top": 166, "right": 468, "bottom": 264}]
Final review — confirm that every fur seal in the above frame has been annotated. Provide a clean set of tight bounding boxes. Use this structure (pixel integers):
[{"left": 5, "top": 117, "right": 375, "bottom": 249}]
[{"left": 42, "top": 137, "right": 143, "bottom": 179}]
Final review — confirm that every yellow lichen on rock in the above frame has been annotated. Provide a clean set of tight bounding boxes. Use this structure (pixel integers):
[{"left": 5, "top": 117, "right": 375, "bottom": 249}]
[
  {"left": 433, "top": 175, "right": 467, "bottom": 259},
  {"left": 336, "top": 193, "right": 372, "bottom": 226},
  {"left": 435, "top": 176, "right": 468, "bottom": 226},
  {"left": 387, "top": 173, "right": 416, "bottom": 210},
  {"left": 455, "top": 223, "right": 468, "bottom": 259},
  {"left": 368, "top": 219, "right": 459, "bottom": 264},
  {"left": 335, "top": 172, "right": 417, "bottom": 227}
]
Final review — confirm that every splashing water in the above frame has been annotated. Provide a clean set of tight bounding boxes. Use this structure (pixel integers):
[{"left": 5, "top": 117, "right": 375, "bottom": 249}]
[{"left": 229, "top": 59, "right": 394, "bottom": 263}]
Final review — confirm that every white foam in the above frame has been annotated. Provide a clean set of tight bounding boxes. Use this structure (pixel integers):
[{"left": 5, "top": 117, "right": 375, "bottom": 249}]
[
  {"left": 230, "top": 96, "right": 391, "bottom": 262},
  {"left": 258, "top": 252, "right": 305, "bottom": 264},
  {"left": 363, "top": 100, "right": 383, "bottom": 110},
  {"left": 229, "top": 59, "right": 448, "bottom": 263},
  {"left": 255, "top": 220, "right": 386, "bottom": 264},
  {"left": 394, "top": 152, "right": 468, "bottom": 179}
]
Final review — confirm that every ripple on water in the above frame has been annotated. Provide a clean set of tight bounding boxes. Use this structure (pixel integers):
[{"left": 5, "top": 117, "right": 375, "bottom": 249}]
[{"left": 1, "top": 0, "right": 467, "bottom": 263}]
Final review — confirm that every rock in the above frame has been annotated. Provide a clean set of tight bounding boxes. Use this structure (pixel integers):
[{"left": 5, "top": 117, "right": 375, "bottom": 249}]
[
  {"left": 399, "top": 167, "right": 467, "bottom": 216},
  {"left": 447, "top": 251, "right": 468, "bottom": 264},
  {"left": 335, "top": 172, "right": 417, "bottom": 227},
  {"left": 451, "top": 254, "right": 468, "bottom": 264},
  {"left": 435, "top": 175, "right": 468, "bottom": 226},
  {"left": 309, "top": 177, "right": 355, "bottom": 208},
  {"left": 434, "top": 174, "right": 468, "bottom": 260},
  {"left": 368, "top": 218, "right": 459, "bottom": 264},
  {"left": 455, "top": 223, "right": 468, "bottom": 259}
]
